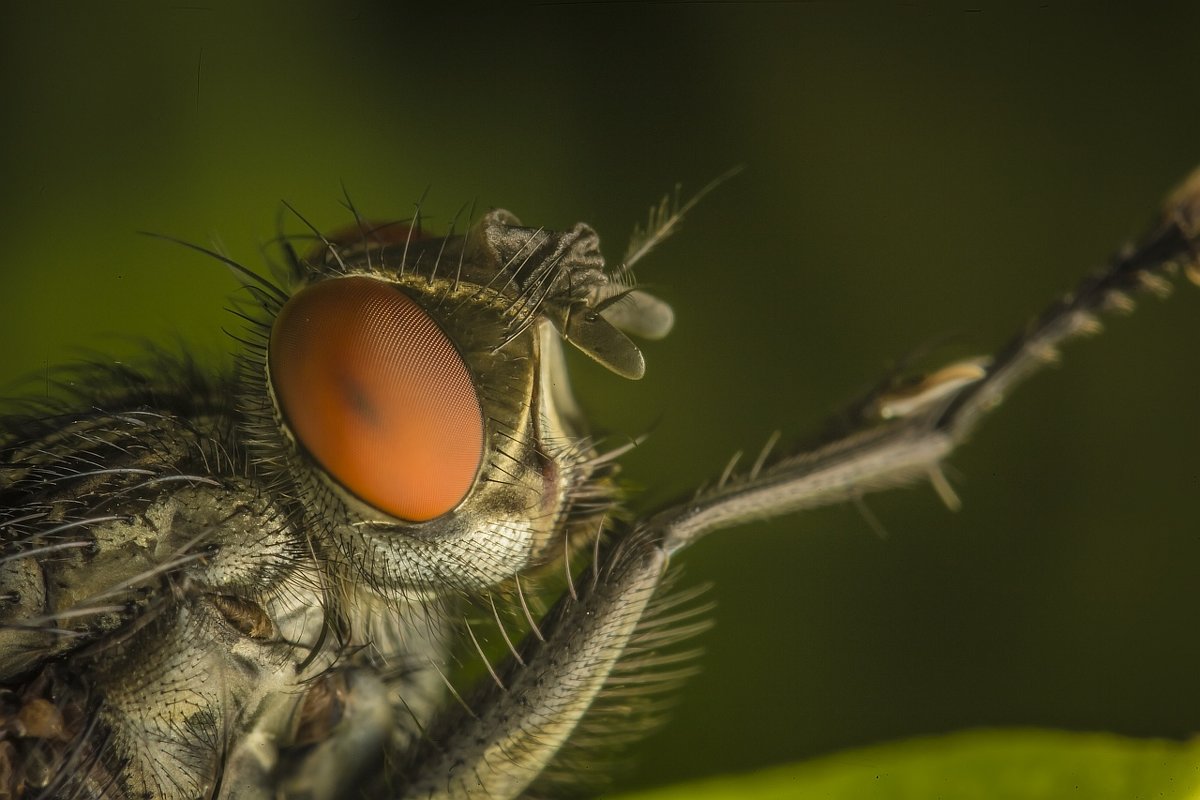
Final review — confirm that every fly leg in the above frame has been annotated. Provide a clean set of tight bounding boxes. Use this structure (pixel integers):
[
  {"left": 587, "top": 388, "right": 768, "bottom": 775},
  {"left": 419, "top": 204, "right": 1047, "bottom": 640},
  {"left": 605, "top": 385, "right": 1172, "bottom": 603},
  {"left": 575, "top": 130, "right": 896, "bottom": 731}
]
[
  {"left": 387, "top": 531, "right": 674, "bottom": 800},
  {"left": 645, "top": 168, "right": 1200, "bottom": 554}
]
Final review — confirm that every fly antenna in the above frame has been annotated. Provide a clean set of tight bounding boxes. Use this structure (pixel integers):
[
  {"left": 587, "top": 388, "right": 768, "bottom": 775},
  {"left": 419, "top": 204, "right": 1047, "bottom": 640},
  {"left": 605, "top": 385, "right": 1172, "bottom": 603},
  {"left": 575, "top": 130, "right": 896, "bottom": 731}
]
[{"left": 623, "top": 164, "right": 744, "bottom": 270}]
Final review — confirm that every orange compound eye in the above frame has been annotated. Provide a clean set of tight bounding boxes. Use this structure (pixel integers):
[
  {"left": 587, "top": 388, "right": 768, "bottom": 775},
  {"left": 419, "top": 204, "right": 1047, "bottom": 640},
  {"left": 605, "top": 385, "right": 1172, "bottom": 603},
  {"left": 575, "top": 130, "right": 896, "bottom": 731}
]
[{"left": 269, "top": 276, "right": 483, "bottom": 522}]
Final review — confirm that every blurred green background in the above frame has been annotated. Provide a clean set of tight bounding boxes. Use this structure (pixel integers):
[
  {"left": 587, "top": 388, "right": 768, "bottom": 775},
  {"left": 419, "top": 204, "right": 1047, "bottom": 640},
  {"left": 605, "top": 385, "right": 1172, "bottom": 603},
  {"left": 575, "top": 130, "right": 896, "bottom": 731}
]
[{"left": 3, "top": 2, "right": 1199, "bottom": 795}]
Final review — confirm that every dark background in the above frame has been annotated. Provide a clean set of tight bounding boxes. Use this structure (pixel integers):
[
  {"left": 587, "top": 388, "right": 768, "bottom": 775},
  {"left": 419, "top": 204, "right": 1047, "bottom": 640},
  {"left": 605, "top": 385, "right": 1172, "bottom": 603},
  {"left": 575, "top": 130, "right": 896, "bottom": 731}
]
[{"left": 3, "top": 2, "right": 1199, "bottom": 795}]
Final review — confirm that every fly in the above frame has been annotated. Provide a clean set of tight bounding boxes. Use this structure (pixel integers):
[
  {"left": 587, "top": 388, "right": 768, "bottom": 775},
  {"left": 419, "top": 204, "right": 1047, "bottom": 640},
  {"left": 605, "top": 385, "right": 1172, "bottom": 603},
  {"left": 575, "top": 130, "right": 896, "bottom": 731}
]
[{"left": 0, "top": 168, "right": 1197, "bottom": 799}]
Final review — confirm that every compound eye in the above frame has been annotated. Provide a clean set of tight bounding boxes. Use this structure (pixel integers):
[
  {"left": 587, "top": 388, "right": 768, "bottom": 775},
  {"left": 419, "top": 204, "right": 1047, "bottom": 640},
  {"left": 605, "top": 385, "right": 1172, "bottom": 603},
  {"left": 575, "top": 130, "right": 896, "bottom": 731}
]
[{"left": 269, "top": 276, "right": 483, "bottom": 522}]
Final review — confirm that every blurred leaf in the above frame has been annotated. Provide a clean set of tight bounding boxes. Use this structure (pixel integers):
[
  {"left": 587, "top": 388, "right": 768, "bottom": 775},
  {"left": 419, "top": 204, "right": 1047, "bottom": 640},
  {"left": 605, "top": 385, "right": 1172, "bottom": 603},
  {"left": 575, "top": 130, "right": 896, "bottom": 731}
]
[{"left": 608, "top": 729, "right": 1200, "bottom": 800}]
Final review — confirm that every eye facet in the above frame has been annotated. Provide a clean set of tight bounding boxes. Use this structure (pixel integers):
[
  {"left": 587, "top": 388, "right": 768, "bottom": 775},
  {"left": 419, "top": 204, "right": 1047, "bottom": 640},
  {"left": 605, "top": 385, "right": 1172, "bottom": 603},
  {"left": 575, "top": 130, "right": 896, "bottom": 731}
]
[{"left": 269, "top": 276, "right": 483, "bottom": 522}]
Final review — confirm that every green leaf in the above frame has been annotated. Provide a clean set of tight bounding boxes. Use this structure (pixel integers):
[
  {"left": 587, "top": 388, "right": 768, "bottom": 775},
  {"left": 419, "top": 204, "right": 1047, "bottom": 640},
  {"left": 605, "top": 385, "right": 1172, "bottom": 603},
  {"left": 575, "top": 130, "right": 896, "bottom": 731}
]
[{"left": 610, "top": 729, "right": 1200, "bottom": 800}]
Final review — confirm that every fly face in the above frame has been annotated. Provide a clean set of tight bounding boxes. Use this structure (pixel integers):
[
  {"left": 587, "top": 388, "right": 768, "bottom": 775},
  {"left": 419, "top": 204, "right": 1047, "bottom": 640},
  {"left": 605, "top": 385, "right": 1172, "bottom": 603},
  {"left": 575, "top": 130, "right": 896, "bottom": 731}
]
[{"left": 249, "top": 209, "right": 667, "bottom": 595}]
